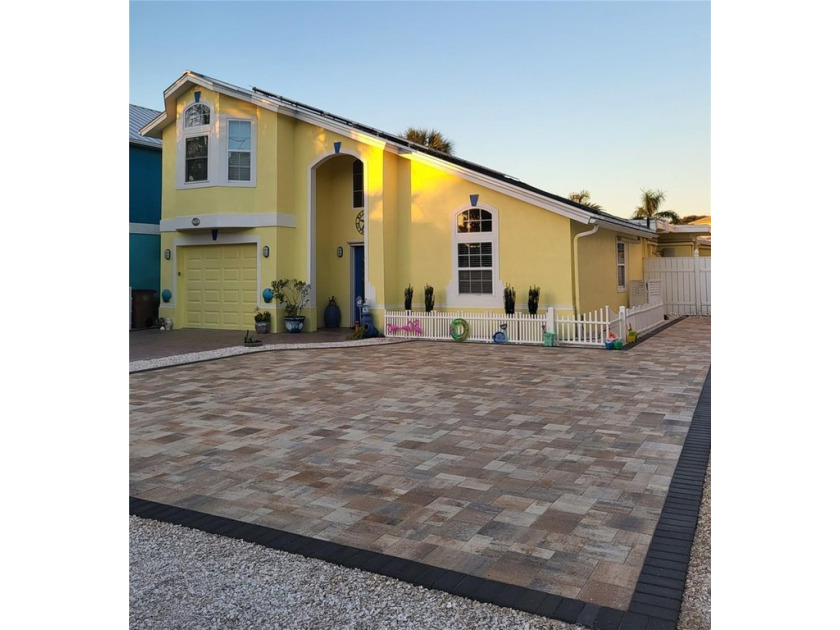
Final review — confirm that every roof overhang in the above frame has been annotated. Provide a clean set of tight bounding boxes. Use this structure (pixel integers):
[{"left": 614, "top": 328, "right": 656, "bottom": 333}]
[{"left": 139, "top": 71, "right": 658, "bottom": 239}]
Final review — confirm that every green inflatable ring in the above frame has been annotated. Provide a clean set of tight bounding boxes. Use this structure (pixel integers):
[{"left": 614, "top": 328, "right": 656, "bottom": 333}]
[{"left": 450, "top": 318, "right": 469, "bottom": 342}]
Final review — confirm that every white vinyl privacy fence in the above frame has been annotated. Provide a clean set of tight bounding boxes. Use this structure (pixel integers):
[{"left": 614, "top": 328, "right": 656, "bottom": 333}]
[
  {"left": 644, "top": 253, "right": 711, "bottom": 316},
  {"left": 384, "top": 301, "right": 665, "bottom": 348}
]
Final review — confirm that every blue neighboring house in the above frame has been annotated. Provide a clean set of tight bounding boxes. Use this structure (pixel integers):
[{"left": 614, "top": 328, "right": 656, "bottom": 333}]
[{"left": 129, "top": 104, "right": 163, "bottom": 328}]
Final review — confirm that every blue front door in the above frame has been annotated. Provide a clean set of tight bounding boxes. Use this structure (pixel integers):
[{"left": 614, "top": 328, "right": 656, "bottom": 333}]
[{"left": 353, "top": 245, "right": 364, "bottom": 323}]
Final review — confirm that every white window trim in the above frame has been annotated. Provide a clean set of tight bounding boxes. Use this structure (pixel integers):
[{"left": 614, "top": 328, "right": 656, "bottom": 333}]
[
  {"left": 222, "top": 117, "right": 257, "bottom": 187},
  {"left": 445, "top": 203, "right": 503, "bottom": 308},
  {"left": 616, "top": 239, "right": 627, "bottom": 292},
  {"left": 175, "top": 101, "right": 257, "bottom": 189}
]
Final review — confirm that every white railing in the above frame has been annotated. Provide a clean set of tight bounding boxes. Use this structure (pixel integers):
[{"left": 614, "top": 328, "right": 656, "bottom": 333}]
[
  {"left": 384, "top": 302, "right": 667, "bottom": 348},
  {"left": 622, "top": 301, "right": 666, "bottom": 338}
]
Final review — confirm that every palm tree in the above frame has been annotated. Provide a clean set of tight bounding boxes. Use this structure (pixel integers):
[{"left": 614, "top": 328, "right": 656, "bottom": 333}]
[
  {"left": 631, "top": 189, "right": 680, "bottom": 224},
  {"left": 677, "top": 214, "right": 704, "bottom": 224},
  {"left": 568, "top": 190, "right": 603, "bottom": 210},
  {"left": 400, "top": 127, "right": 454, "bottom": 155}
]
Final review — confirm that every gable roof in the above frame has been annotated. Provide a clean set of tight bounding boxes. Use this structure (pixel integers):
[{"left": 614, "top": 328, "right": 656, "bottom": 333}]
[
  {"left": 130, "top": 104, "right": 163, "bottom": 149},
  {"left": 140, "top": 71, "right": 654, "bottom": 237}
]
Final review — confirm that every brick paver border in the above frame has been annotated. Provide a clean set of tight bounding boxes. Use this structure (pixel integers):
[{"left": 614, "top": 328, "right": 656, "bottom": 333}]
[{"left": 130, "top": 367, "right": 710, "bottom": 630}]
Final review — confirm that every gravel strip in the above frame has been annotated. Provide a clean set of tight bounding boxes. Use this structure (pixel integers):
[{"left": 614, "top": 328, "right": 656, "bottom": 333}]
[{"left": 129, "top": 464, "right": 710, "bottom": 629}]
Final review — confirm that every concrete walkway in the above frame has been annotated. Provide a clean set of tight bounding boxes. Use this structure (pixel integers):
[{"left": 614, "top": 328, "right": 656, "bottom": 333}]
[{"left": 130, "top": 318, "right": 710, "bottom": 612}]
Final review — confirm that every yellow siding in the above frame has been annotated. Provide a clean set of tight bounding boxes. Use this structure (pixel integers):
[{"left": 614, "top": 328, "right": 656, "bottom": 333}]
[{"left": 156, "top": 78, "right": 664, "bottom": 332}]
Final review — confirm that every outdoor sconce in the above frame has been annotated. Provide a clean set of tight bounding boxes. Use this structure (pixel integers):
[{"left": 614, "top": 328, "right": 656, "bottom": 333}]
[
  {"left": 262, "top": 246, "right": 270, "bottom": 258},
  {"left": 164, "top": 249, "right": 171, "bottom": 260},
  {"left": 337, "top": 246, "right": 344, "bottom": 258}
]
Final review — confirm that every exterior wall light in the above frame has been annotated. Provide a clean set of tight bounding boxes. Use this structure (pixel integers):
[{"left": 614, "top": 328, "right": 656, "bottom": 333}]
[
  {"left": 337, "top": 246, "right": 344, "bottom": 258},
  {"left": 164, "top": 249, "right": 171, "bottom": 260},
  {"left": 262, "top": 246, "right": 270, "bottom": 258}
]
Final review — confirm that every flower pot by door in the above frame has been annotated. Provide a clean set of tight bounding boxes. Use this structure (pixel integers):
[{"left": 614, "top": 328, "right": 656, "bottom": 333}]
[
  {"left": 284, "top": 316, "right": 305, "bottom": 333},
  {"left": 255, "top": 322, "right": 270, "bottom": 334},
  {"left": 324, "top": 303, "right": 341, "bottom": 328}
]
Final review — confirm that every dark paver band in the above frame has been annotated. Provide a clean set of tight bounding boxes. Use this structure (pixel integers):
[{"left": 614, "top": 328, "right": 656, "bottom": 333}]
[{"left": 130, "top": 365, "right": 709, "bottom": 630}]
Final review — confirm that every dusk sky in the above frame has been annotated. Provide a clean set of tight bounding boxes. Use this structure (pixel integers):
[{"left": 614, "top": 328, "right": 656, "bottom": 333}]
[{"left": 129, "top": 0, "right": 711, "bottom": 220}]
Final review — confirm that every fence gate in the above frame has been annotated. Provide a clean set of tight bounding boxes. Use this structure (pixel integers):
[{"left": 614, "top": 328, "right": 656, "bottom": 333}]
[{"left": 644, "top": 253, "right": 711, "bottom": 316}]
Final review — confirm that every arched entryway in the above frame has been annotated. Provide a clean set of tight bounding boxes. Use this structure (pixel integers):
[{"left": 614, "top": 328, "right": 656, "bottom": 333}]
[{"left": 309, "top": 152, "right": 366, "bottom": 328}]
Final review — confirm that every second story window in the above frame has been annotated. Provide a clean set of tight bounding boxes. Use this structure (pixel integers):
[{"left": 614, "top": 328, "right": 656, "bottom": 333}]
[
  {"left": 176, "top": 98, "right": 257, "bottom": 190},
  {"left": 353, "top": 159, "right": 364, "bottom": 208},
  {"left": 183, "top": 102, "right": 211, "bottom": 183},
  {"left": 185, "top": 136, "right": 208, "bottom": 182},
  {"left": 227, "top": 120, "right": 251, "bottom": 181}
]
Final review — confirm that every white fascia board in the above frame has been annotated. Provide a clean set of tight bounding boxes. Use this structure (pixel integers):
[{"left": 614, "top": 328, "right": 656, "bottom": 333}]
[
  {"left": 669, "top": 224, "right": 711, "bottom": 235},
  {"left": 160, "top": 213, "right": 296, "bottom": 232},
  {"left": 591, "top": 216, "right": 656, "bottom": 239},
  {"left": 139, "top": 110, "right": 169, "bottom": 139}
]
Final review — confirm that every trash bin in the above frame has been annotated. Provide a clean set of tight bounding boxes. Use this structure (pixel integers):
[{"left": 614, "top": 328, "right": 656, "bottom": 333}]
[
  {"left": 542, "top": 332, "right": 556, "bottom": 347},
  {"left": 131, "top": 289, "right": 159, "bottom": 329}
]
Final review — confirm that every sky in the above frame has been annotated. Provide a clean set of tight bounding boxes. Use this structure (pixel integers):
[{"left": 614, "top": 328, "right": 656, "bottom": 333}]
[{"left": 129, "top": 0, "right": 711, "bottom": 220}]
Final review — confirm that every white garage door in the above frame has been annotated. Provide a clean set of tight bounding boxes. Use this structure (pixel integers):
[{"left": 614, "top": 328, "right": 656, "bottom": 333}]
[{"left": 182, "top": 244, "right": 257, "bottom": 329}]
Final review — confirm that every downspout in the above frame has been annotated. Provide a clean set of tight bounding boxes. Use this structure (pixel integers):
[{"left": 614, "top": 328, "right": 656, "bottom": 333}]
[{"left": 572, "top": 223, "right": 599, "bottom": 318}]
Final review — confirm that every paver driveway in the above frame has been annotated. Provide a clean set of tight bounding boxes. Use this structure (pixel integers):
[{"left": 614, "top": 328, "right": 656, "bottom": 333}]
[{"left": 130, "top": 317, "right": 710, "bottom": 610}]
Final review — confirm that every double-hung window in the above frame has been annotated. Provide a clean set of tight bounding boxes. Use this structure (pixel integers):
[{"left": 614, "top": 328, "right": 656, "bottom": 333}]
[
  {"left": 616, "top": 241, "right": 626, "bottom": 290},
  {"left": 176, "top": 99, "right": 257, "bottom": 189},
  {"left": 227, "top": 120, "right": 251, "bottom": 182},
  {"left": 183, "top": 103, "right": 210, "bottom": 183},
  {"left": 456, "top": 208, "right": 496, "bottom": 295}
]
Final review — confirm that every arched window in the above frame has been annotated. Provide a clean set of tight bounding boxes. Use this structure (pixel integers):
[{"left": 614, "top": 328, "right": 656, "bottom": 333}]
[
  {"left": 182, "top": 103, "right": 211, "bottom": 183},
  {"left": 447, "top": 206, "right": 501, "bottom": 306},
  {"left": 456, "top": 208, "right": 494, "bottom": 294},
  {"left": 183, "top": 103, "right": 210, "bottom": 128},
  {"left": 176, "top": 98, "right": 256, "bottom": 189}
]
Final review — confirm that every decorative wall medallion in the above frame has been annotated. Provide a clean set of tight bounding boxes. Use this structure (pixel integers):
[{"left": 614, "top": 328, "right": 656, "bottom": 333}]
[{"left": 355, "top": 210, "right": 364, "bottom": 235}]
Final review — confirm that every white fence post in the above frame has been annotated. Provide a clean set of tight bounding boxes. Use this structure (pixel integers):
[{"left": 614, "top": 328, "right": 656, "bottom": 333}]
[
  {"left": 619, "top": 305, "right": 626, "bottom": 339},
  {"left": 693, "top": 250, "right": 701, "bottom": 315},
  {"left": 546, "top": 307, "right": 555, "bottom": 334}
]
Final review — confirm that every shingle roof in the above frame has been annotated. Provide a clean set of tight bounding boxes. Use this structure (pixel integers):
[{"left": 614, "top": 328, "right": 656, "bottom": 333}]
[
  {"left": 249, "top": 85, "right": 642, "bottom": 230},
  {"left": 130, "top": 104, "right": 162, "bottom": 148},
  {"left": 143, "top": 71, "right": 654, "bottom": 235}
]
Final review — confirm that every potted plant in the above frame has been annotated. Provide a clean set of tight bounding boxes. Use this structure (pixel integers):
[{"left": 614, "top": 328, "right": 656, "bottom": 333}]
[
  {"left": 404, "top": 284, "right": 413, "bottom": 311},
  {"left": 324, "top": 296, "right": 341, "bottom": 329},
  {"left": 271, "top": 278, "right": 311, "bottom": 333},
  {"left": 243, "top": 330, "right": 262, "bottom": 347},
  {"left": 504, "top": 284, "right": 516, "bottom": 315},
  {"left": 253, "top": 308, "right": 271, "bottom": 334},
  {"left": 424, "top": 284, "right": 435, "bottom": 312},
  {"left": 528, "top": 285, "right": 540, "bottom": 315}
]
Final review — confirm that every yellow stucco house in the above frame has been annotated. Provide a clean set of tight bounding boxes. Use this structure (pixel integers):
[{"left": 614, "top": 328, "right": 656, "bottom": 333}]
[{"left": 141, "top": 71, "right": 690, "bottom": 333}]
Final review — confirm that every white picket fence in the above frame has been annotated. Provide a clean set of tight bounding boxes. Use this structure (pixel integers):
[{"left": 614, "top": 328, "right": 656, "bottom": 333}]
[{"left": 384, "top": 301, "right": 665, "bottom": 348}]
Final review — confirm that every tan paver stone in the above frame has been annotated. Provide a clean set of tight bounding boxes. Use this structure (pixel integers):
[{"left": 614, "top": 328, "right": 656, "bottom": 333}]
[
  {"left": 578, "top": 580, "right": 635, "bottom": 610},
  {"left": 130, "top": 318, "right": 711, "bottom": 610}
]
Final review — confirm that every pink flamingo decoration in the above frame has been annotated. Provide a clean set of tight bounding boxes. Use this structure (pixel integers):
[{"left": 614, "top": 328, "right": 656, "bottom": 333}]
[{"left": 387, "top": 319, "right": 422, "bottom": 335}]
